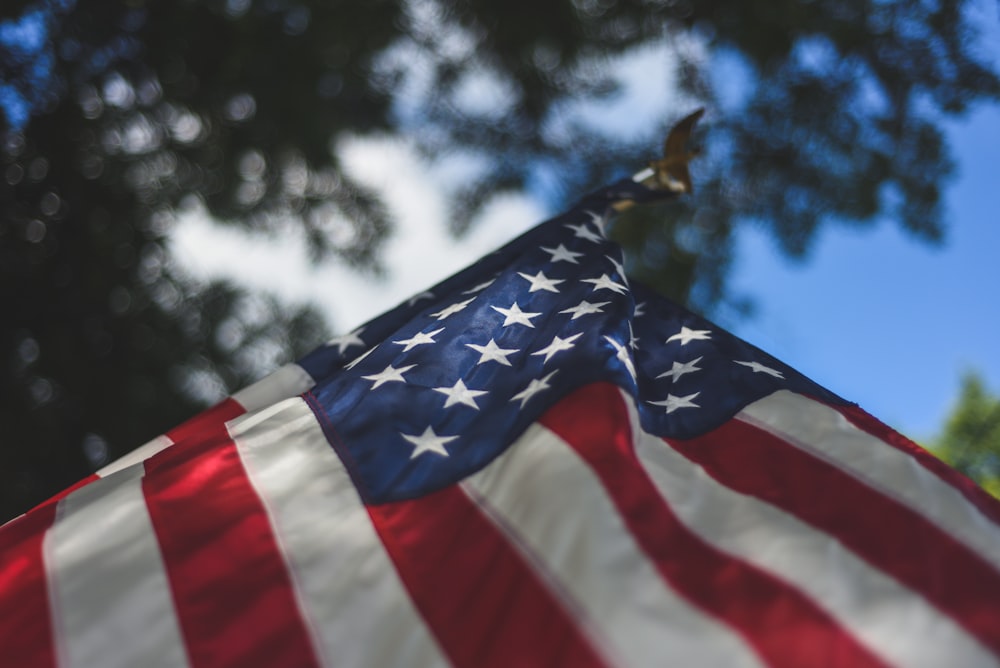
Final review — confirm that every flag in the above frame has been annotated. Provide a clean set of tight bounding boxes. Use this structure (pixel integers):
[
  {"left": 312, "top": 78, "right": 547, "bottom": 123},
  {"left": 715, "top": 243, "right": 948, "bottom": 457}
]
[{"left": 3, "top": 178, "right": 1000, "bottom": 668}]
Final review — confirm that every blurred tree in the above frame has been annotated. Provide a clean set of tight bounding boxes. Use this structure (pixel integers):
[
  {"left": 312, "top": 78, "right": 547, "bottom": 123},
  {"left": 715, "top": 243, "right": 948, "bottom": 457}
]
[
  {"left": 932, "top": 372, "right": 1000, "bottom": 499},
  {"left": 1, "top": 0, "right": 998, "bottom": 520}
]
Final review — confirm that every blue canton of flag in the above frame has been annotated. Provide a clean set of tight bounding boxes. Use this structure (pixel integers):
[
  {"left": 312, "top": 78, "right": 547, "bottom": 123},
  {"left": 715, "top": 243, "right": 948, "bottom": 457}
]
[{"left": 299, "top": 179, "right": 843, "bottom": 505}]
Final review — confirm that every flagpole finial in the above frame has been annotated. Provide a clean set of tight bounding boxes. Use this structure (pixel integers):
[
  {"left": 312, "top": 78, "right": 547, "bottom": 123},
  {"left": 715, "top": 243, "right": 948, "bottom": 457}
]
[
  {"left": 616, "top": 108, "right": 704, "bottom": 212},
  {"left": 643, "top": 107, "right": 705, "bottom": 194}
]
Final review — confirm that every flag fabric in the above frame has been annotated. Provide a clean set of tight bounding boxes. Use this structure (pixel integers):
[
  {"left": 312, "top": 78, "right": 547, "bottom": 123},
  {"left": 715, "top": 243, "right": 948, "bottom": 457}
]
[{"left": 3, "top": 179, "right": 1000, "bottom": 668}]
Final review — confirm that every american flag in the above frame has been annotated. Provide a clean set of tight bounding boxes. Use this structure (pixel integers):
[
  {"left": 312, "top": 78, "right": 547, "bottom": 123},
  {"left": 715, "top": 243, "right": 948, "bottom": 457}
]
[{"left": 3, "top": 179, "right": 999, "bottom": 667}]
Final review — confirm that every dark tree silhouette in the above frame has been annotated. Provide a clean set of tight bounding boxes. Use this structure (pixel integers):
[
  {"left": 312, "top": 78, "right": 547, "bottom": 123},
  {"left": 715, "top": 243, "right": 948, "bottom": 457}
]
[{"left": 1, "top": 0, "right": 997, "bottom": 520}]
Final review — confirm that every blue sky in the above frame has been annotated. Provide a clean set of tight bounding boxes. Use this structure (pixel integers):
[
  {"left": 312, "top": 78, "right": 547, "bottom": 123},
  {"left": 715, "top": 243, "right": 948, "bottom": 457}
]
[
  {"left": 728, "top": 104, "right": 1000, "bottom": 440},
  {"left": 726, "top": 16, "right": 1000, "bottom": 441}
]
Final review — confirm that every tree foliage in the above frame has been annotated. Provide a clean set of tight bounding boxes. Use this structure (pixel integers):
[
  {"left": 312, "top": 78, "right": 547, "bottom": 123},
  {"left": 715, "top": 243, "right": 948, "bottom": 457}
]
[
  {"left": 1, "top": 0, "right": 997, "bottom": 520},
  {"left": 933, "top": 373, "right": 1000, "bottom": 498}
]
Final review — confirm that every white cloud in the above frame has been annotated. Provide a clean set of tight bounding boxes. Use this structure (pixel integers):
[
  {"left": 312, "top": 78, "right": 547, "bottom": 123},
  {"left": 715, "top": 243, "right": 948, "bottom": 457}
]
[{"left": 169, "top": 135, "right": 545, "bottom": 332}]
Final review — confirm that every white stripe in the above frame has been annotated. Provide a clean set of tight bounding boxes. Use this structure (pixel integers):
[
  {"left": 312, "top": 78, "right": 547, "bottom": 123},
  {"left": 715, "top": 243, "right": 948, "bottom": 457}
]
[
  {"left": 44, "top": 465, "right": 189, "bottom": 668},
  {"left": 619, "top": 390, "right": 997, "bottom": 668},
  {"left": 462, "top": 421, "right": 763, "bottom": 668},
  {"left": 231, "top": 363, "right": 315, "bottom": 411},
  {"left": 739, "top": 390, "right": 1000, "bottom": 574},
  {"left": 96, "top": 434, "right": 173, "bottom": 478},
  {"left": 229, "top": 398, "right": 447, "bottom": 668}
]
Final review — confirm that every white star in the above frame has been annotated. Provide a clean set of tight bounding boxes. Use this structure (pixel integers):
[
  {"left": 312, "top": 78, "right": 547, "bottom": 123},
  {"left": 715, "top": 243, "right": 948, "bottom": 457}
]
[
  {"left": 735, "top": 360, "right": 785, "bottom": 378},
  {"left": 492, "top": 302, "right": 541, "bottom": 328},
  {"left": 585, "top": 210, "right": 609, "bottom": 236},
  {"left": 540, "top": 244, "right": 584, "bottom": 264},
  {"left": 511, "top": 371, "right": 558, "bottom": 408},
  {"left": 462, "top": 278, "right": 496, "bottom": 295},
  {"left": 429, "top": 297, "right": 475, "bottom": 320},
  {"left": 649, "top": 392, "right": 701, "bottom": 414},
  {"left": 604, "top": 335, "right": 637, "bottom": 382},
  {"left": 635, "top": 301, "right": 647, "bottom": 317},
  {"left": 517, "top": 270, "right": 564, "bottom": 293},
  {"left": 344, "top": 346, "right": 376, "bottom": 370},
  {"left": 657, "top": 356, "right": 703, "bottom": 382},
  {"left": 605, "top": 254, "right": 629, "bottom": 286},
  {"left": 564, "top": 222, "right": 602, "bottom": 243},
  {"left": 401, "top": 426, "right": 458, "bottom": 459},
  {"left": 362, "top": 363, "right": 416, "bottom": 389},
  {"left": 582, "top": 274, "right": 628, "bottom": 295},
  {"left": 628, "top": 322, "right": 639, "bottom": 350},
  {"left": 466, "top": 338, "right": 519, "bottom": 366},
  {"left": 666, "top": 326, "right": 711, "bottom": 345},
  {"left": 432, "top": 378, "right": 488, "bottom": 409},
  {"left": 407, "top": 291, "right": 435, "bottom": 306},
  {"left": 559, "top": 300, "right": 610, "bottom": 320},
  {"left": 393, "top": 327, "right": 444, "bottom": 352},
  {"left": 531, "top": 332, "right": 583, "bottom": 364},
  {"left": 327, "top": 328, "right": 365, "bottom": 355}
]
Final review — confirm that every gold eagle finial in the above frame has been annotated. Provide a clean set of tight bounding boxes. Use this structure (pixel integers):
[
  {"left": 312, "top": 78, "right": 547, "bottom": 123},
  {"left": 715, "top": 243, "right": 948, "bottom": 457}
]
[{"left": 647, "top": 108, "right": 704, "bottom": 194}]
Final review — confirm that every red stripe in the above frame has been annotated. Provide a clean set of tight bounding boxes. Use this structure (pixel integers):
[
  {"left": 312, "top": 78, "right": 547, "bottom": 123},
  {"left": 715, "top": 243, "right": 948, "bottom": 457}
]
[
  {"left": 142, "top": 419, "right": 320, "bottom": 668},
  {"left": 166, "top": 397, "right": 246, "bottom": 445},
  {"left": 0, "top": 502, "right": 57, "bottom": 668},
  {"left": 835, "top": 402, "right": 1000, "bottom": 528},
  {"left": 539, "top": 383, "right": 887, "bottom": 668},
  {"left": 368, "top": 486, "right": 609, "bottom": 668},
  {"left": 669, "top": 414, "right": 1000, "bottom": 658}
]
